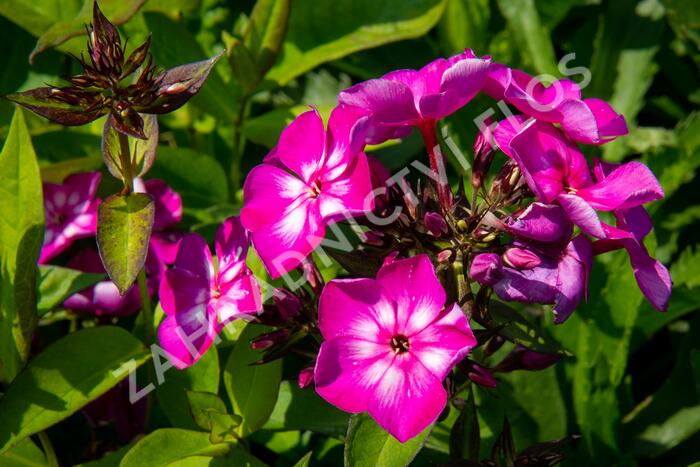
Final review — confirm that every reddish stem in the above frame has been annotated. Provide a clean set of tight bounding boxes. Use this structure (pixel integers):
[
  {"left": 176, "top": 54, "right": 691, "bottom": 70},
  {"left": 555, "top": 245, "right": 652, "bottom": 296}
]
[{"left": 418, "top": 120, "right": 452, "bottom": 209}]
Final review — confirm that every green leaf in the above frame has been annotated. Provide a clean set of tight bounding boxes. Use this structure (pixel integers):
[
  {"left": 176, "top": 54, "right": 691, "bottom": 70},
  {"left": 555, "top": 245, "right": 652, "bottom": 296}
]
[
  {"left": 293, "top": 452, "right": 313, "bottom": 467},
  {"left": 266, "top": 0, "right": 447, "bottom": 85},
  {"left": 0, "top": 326, "right": 151, "bottom": 454},
  {"left": 228, "top": 38, "right": 261, "bottom": 95},
  {"left": 149, "top": 147, "right": 229, "bottom": 208},
  {"left": 670, "top": 246, "right": 700, "bottom": 289},
  {"left": 263, "top": 380, "right": 350, "bottom": 435},
  {"left": 438, "top": 0, "right": 490, "bottom": 55},
  {"left": 449, "top": 387, "right": 480, "bottom": 461},
  {"left": 119, "top": 429, "right": 231, "bottom": 467},
  {"left": 496, "top": 0, "right": 558, "bottom": 75},
  {"left": 102, "top": 114, "right": 159, "bottom": 182},
  {"left": 242, "top": 105, "right": 332, "bottom": 148},
  {"left": 0, "top": 107, "right": 44, "bottom": 383},
  {"left": 344, "top": 413, "right": 431, "bottom": 467},
  {"left": 96, "top": 192, "right": 155, "bottom": 294},
  {"left": 243, "top": 0, "right": 291, "bottom": 77},
  {"left": 0, "top": 438, "right": 47, "bottom": 467},
  {"left": 40, "top": 157, "right": 103, "bottom": 184},
  {"left": 144, "top": 12, "right": 239, "bottom": 122},
  {"left": 488, "top": 301, "right": 566, "bottom": 354},
  {"left": 635, "top": 405, "right": 700, "bottom": 457},
  {"left": 156, "top": 345, "right": 220, "bottom": 430},
  {"left": 30, "top": 0, "right": 144, "bottom": 62},
  {"left": 224, "top": 323, "right": 283, "bottom": 437},
  {"left": 160, "top": 443, "right": 266, "bottom": 467},
  {"left": 186, "top": 390, "right": 242, "bottom": 443},
  {"left": 36, "top": 265, "right": 105, "bottom": 316}
]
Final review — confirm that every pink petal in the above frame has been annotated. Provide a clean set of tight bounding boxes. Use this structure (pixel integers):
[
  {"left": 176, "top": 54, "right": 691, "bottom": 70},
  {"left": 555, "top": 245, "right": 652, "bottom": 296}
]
[
  {"left": 249, "top": 197, "right": 324, "bottom": 278},
  {"left": 631, "top": 253, "right": 671, "bottom": 312},
  {"left": 376, "top": 255, "right": 446, "bottom": 336},
  {"left": 558, "top": 98, "right": 628, "bottom": 144},
  {"left": 315, "top": 336, "right": 394, "bottom": 413},
  {"left": 576, "top": 161, "right": 664, "bottom": 211},
  {"left": 557, "top": 193, "right": 605, "bottom": 238},
  {"left": 172, "top": 233, "right": 215, "bottom": 284},
  {"left": 215, "top": 216, "right": 250, "bottom": 282},
  {"left": 483, "top": 63, "right": 511, "bottom": 100},
  {"left": 241, "top": 163, "right": 310, "bottom": 232},
  {"left": 493, "top": 115, "right": 533, "bottom": 158},
  {"left": 318, "top": 152, "right": 374, "bottom": 220},
  {"left": 158, "top": 305, "right": 219, "bottom": 369},
  {"left": 159, "top": 267, "right": 209, "bottom": 317},
  {"left": 277, "top": 108, "right": 326, "bottom": 183},
  {"left": 367, "top": 355, "right": 446, "bottom": 443},
  {"left": 410, "top": 303, "right": 476, "bottom": 380},
  {"left": 505, "top": 71, "right": 580, "bottom": 121},
  {"left": 214, "top": 273, "right": 262, "bottom": 323},
  {"left": 339, "top": 79, "right": 420, "bottom": 126},
  {"left": 325, "top": 104, "right": 372, "bottom": 173},
  {"left": 318, "top": 278, "right": 396, "bottom": 342},
  {"left": 143, "top": 179, "right": 183, "bottom": 231},
  {"left": 553, "top": 236, "right": 592, "bottom": 323},
  {"left": 63, "top": 171, "right": 102, "bottom": 208}
]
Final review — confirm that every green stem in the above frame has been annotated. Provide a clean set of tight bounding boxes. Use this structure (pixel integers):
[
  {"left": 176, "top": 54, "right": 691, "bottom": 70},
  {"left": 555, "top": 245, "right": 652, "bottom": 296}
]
[
  {"left": 230, "top": 96, "right": 251, "bottom": 196},
  {"left": 118, "top": 132, "right": 133, "bottom": 194},
  {"left": 38, "top": 431, "right": 59, "bottom": 467},
  {"left": 137, "top": 268, "right": 153, "bottom": 344}
]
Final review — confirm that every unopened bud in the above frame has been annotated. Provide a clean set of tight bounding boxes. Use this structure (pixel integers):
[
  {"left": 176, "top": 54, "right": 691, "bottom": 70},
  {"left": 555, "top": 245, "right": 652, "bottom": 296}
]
[
  {"left": 424, "top": 212, "right": 448, "bottom": 237},
  {"left": 469, "top": 253, "right": 502, "bottom": 286},
  {"left": 298, "top": 367, "right": 314, "bottom": 388},
  {"left": 438, "top": 249, "right": 453, "bottom": 264},
  {"left": 363, "top": 231, "right": 385, "bottom": 247},
  {"left": 250, "top": 329, "right": 290, "bottom": 351},
  {"left": 273, "top": 289, "right": 302, "bottom": 322},
  {"left": 472, "top": 119, "right": 496, "bottom": 190},
  {"left": 458, "top": 360, "right": 497, "bottom": 389},
  {"left": 495, "top": 345, "right": 562, "bottom": 373},
  {"left": 503, "top": 247, "right": 542, "bottom": 269}
]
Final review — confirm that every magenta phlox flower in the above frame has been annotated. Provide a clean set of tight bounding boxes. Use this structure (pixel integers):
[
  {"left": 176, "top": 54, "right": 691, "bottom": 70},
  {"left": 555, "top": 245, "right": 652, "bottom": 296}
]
[
  {"left": 339, "top": 50, "right": 491, "bottom": 144},
  {"left": 241, "top": 105, "right": 375, "bottom": 278},
  {"left": 484, "top": 66, "right": 627, "bottom": 144},
  {"left": 507, "top": 120, "right": 663, "bottom": 238},
  {"left": 40, "top": 171, "right": 101, "bottom": 264},
  {"left": 158, "top": 216, "right": 262, "bottom": 368},
  {"left": 314, "top": 254, "right": 476, "bottom": 442},
  {"left": 590, "top": 160, "right": 672, "bottom": 311},
  {"left": 470, "top": 235, "right": 593, "bottom": 323}
]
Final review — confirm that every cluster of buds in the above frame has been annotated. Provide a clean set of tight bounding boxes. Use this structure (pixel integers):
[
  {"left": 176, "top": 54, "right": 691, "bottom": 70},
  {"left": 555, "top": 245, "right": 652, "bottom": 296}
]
[{"left": 6, "top": 2, "right": 221, "bottom": 140}]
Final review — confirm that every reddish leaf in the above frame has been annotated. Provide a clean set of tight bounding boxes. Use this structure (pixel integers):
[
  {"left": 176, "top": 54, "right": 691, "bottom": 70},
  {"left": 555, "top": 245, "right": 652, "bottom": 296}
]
[{"left": 5, "top": 88, "right": 107, "bottom": 126}]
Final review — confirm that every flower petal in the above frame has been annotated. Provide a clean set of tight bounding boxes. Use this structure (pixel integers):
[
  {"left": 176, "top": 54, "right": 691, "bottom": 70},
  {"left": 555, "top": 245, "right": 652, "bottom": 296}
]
[
  {"left": 215, "top": 273, "right": 262, "bottom": 323},
  {"left": 339, "top": 79, "right": 420, "bottom": 126},
  {"left": 315, "top": 336, "right": 394, "bottom": 413},
  {"left": 158, "top": 304, "right": 219, "bottom": 369},
  {"left": 215, "top": 216, "right": 250, "bottom": 282},
  {"left": 319, "top": 152, "right": 374, "bottom": 220},
  {"left": 376, "top": 255, "right": 446, "bottom": 336},
  {"left": 367, "top": 355, "right": 446, "bottom": 443},
  {"left": 554, "top": 235, "right": 592, "bottom": 323},
  {"left": 576, "top": 161, "right": 664, "bottom": 211},
  {"left": 277, "top": 108, "right": 326, "bottom": 183},
  {"left": 557, "top": 193, "right": 606, "bottom": 238},
  {"left": 318, "top": 278, "right": 395, "bottom": 342}
]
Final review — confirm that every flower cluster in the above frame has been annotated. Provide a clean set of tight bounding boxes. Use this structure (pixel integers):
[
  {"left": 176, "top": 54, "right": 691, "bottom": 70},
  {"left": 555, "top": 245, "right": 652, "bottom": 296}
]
[{"left": 225, "top": 49, "right": 671, "bottom": 442}]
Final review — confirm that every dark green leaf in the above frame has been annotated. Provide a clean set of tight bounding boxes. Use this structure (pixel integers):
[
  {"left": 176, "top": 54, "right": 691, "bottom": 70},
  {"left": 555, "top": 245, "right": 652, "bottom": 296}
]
[
  {"left": 156, "top": 345, "right": 220, "bottom": 430},
  {"left": 488, "top": 301, "right": 566, "bottom": 354},
  {"left": 223, "top": 324, "right": 283, "bottom": 437},
  {"left": 36, "top": 265, "right": 105, "bottom": 315},
  {"left": 119, "top": 429, "right": 231, "bottom": 467},
  {"left": 345, "top": 413, "right": 431, "bottom": 467},
  {"left": 186, "top": 390, "right": 242, "bottom": 443},
  {"left": 0, "top": 107, "right": 44, "bottom": 383},
  {"left": 438, "top": 0, "right": 490, "bottom": 55},
  {"left": 490, "top": 418, "right": 516, "bottom": 467},
  {"left": 0, "top": 326, "right": 151, "bottom": 453},
  {"left": 228, "top": 38, "right": 261, "bottom": 94},
  {"left": 450, "top": 387, "right": 480, "bottom": 461},
  {"left": 263, "top": 380, "right": 350, "bottom": 435},
  {"left": 96, "top": 192, "right": 155, "bottom": 294},
  {"left": 266, "top": 0, "right": 447, "bottom": 85},
  {"left": 29, "top": 0, "right": 145, "bottom": 62}
]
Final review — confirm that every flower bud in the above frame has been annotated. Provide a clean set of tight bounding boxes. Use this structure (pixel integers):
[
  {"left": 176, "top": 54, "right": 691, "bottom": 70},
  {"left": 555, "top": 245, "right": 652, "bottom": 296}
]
[
  {"left": 298, "top": 367, "right": 314, "bottom": 388},
  {"left": 424, "top": 212, "right": 448, "bottom": 237},
  {"left": 382, "top": 251, "right": 400, "bottom": 267},
  {"left": 472, "top": 118, "right": 496, "bottom": 190},
  {"left": 490, "top": 160, "right": 520, "bottom": 198},
  {"left": 458, "top": 360, "right": 497, "bottom": 388},
  {"left": 495, "top": 345, "right": 562, "bottom": 373},
  {"left": 503, "top": 247, "right": 542, "bottom": 269},
  {"left": 469, "top": 253, "right": 502, "bottom": 286},
  {"left": 273, "top": 288, "right": 302, "bottom": 322},
  {"left": 250, "top": 329, "right": 290, "bottom": 351},
  {"left": 438, "top": 249, "right": 453, "bottom": 264}
]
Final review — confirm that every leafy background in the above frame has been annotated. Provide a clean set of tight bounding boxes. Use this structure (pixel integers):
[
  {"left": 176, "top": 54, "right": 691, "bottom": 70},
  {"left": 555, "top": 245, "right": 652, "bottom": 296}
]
[{"left": 0, "top": 0, "right": 699, "bottom": 465}]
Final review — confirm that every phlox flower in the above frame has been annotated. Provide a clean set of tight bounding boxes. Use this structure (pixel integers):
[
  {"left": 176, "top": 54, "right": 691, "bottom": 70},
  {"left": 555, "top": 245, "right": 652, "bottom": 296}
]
[
  {"left": 158, "top": 216, "right": 262, "bottom": 368},
  {"left": 40, "top": 171, "right": 101, "bottom": 264},
  {"left": 485, "top": 66, "right": 627, "bottom": 145},
  {"left": 241, "top": 105, "right": 374, "bottom": 278},
  {"left": 339, "top": 49, "right": 491, "bottom": 144},
  {"left": 314, "top": 255, "right": 476, "bottom": 442},
  {"left": 504, "top": 120, "right": 663, "bottom": 238}
]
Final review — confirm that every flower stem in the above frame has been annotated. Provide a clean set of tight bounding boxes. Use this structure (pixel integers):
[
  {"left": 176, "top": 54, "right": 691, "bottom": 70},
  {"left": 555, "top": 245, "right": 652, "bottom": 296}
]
[
  {"left": 38, "top": 431, "right": 59, "bottom": 467},
  {"left": 137, "top": 268, "right": 153, "bottom": 344},
  {"left": 118, "top": 132, "right": 133, "bottom": 195},
  {"left": 418, "top": 121, "right": 452, "bottom": 210},
  {"left": 230, "top": 96, "right": 251, "bottom": 196}
]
